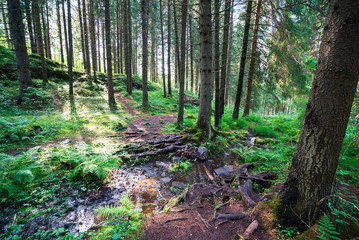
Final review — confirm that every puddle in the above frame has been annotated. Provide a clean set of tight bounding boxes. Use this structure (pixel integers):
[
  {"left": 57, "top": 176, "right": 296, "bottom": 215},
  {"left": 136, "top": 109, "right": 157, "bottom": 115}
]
[{"left": 27, "top": 150, "right": 241, "bottom": 236}]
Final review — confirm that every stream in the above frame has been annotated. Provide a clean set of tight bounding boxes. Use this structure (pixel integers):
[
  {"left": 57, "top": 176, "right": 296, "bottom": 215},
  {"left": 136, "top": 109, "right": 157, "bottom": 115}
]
[{"left": 21, "top": 138, "right": 260, "bottom": 237}]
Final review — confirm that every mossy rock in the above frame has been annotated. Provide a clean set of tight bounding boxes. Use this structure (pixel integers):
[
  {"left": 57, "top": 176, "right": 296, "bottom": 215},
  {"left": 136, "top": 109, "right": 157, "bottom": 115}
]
[
  {"left": 50, "top": 68, "right": 68, "bottom": 80},
  {"left": 185, "top": 124, "right": 206, "bottom": 142}
]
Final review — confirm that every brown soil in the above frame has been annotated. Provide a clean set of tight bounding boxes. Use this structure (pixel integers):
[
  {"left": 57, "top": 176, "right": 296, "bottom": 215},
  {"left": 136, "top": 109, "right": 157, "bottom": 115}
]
[{"left": 114, "top": 91, "right": 139, "bottom": 116}]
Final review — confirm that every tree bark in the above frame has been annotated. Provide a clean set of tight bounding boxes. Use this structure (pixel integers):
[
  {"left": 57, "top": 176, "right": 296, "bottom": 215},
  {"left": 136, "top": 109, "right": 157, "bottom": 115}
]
[
  {"left": 32, "top": 0, "right": 48, "bottom": 83},
  {"left": 225, "top": 1, "right": 234, "bottom": 105},
  {"left": 41, "top": 8, "right": 48, "bottom": 58},
  {"left": 56, "top": 0, "right": 64, "bottom": 63},
  {"left": 89, "top": 0, "right": 97, "bottom": 82},
  {"left": 196, "top": 0, "right": 213, "bottom": 137},
  {"left": 45, "top": 0, "right": 51, "bottom": 59},
  {"left": 214, "top": 0, "right": 220, "bottom": 128},
  {"left": 102, "top": 21, "right": 106, "bottom": 73},
  {"left": 173, "top": 1, "right": 180, "bottom": 88},
  {"left": 105, "top": 0, "right": 116, "bottom": 108},
  {"left": 281, "top": 0, "right": 359, "bottom": 226},
  {"left": 68, "top": 0, "right": 73, "bottom": 96},
  {"left": 97, "top": 19, "right": 101, "bottom": 73},
  {"left": 232, "top": 0, "right": 252, "bottom": 119},
  {"left": 82, "top": 0, "right": 91, "bottom": 76},
  {"left": 160, "top": 0, "right": 166, "bottom": 97},
  {"left": 177, "top": 0, "right": 188, "bottom": 129},
  {"left": 78, "top": 0, "right": 86, "bottom": 70},
  {"left": 124, "top": 0, "right": 132, "bottom": 94},
  {"left": 62, "top": 0, "right": 69, "bottom": 64},
  {"left": 167, "top": 0, "right": 172, "bottom": 96},
  {"left": 243, "top": 0, "right": 262, "bottom": 117},
  {"left": 189, "top": 16, "right": 194, "bottom": 93},
  {"left": 141, "top": 0, "right": 149, "bottom": 108},
  {"left": 219, "top": 0, "right": 231, "bottom": 117},
  {"left": 1, "top": 2, "right": 11, "bottom": 49},
  {"left": 24, "top": 0, "right": 36, "bottom": 54},
  {"left": 7, "top": 0, "right": 33, "bottom": 105}
]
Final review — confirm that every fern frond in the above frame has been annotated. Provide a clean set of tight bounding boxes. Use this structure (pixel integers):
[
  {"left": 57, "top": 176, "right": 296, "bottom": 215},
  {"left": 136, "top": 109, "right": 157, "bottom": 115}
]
[{"left": 317, "top": 214, "right": 341, "bottom": 240}]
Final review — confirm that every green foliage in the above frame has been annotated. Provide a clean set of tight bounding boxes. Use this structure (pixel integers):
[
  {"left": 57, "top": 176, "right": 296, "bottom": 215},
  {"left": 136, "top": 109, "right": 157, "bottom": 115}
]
[
  {"left": 317, "top": 214, "right": 341, "bottom": 240},
  {"left": 252, "top": 125, "right": 280, "bottom": 138},
  {"left": 96, "top": 194, "right": 143, "bottom": 240},
  {"left": 170, "top": 160, "right": 193, "bottom": 173}
]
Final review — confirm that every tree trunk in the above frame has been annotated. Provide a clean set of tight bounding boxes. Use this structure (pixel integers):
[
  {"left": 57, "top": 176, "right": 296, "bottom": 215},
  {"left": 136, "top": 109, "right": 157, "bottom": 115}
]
[
  {"left": 1, "top": 2, "right": 11, "bottom": 49},
  {"left": 67, "top": 0, "right": 73, "bottom": 96},
  {"left": 89, "top": 0, "right": 97, "bottom": 82},
  {"left": 124, "top": 0, "right": 132, "bottom": 94},
  {"left": 32, "top": 0, "right": 48, "bottom": 83},
  {"left": 150, "top": 8, "right": 155, "bottom": 83},
  {"left": 7, "top": 0, "right": 33, "bottom": 105},
  {"left": 141, "top": 0, "right": 149, "bottom": 108},
  {"left": 232, "top": 0, "right": 252, "bottom": 119},
  {"left": 177, "top": 0, "right": 188, "bottom": 129},
  {"left": 281, "top": 0, "right": 359, "bottom": 226},
  {"left": 173, "top": 1, "right": 180, "bottom": 88},
  {"left": 214, "top": 0, "right": 220, "bottom": 128},
  {"left": 167, "top": 0, "right": 172, "bottom": 96},
  {"left": 116, "top": 1, "right": 120, "bottom": 74},
  {"left": 105, "top": 0, "right": 116, "bottom": 108},
  {"left": 41, "top": 8, "right": 48, "bottom": 58},
  {"left": 97, "top": 19, "right": 101, "bottom": 73},
  {"left": 62, "top": 0, "right": 68, "bottom": 64},
  {"left": 196, "top": 0, "right": 213, "bottom": 137},
  {"left": 56, "top": 0, "right": 64, "bottom": 63},
  {"left": 102, "top": 21, "right": 106, "bottom": 73},
  {"left": 219, "top": 0, "right": 231, "bottom": 117},
  {"left": 243, "top": 0, "right": 262, "bottom": 117},
  {"left": 45, "top": 0, "right": 51, "bottom": 59},
  {"left": 24, "top": 0, "right": 36, "bottom": 54},
  {"left": 78, "top": 0, "right": 86, "bottom": 70},
  {"left": 160, "top": 0, "right": 166, "bottom": 97},
  {"left": 189, "top": 16, "right": 194, "bottom": 93},
  {"left": 225, "top": 1, "right": 234, "bottom": 105},
  {"left": 82, "top": 0, "right": 91, "bottom": 76}
]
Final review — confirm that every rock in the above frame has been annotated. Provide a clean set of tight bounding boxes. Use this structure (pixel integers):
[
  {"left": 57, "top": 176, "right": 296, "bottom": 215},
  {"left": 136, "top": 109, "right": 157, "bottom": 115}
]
[
  {"left": 160, "top": 177, "right": 172, "bottom": 184},
  {"left": 172, "top": 181, "right": 186, "bottom": 189},
  {"left": 197, "top": 147, "right": 209, "bottom": 159},
  {"left": 171, "top": 156, "right": 186, "bottom": 163},
  {"left": 64, "top": 222, "right": 78, "bottom": 230},
  {"left": 214, "top": 165, "right": 235, "bottom": 182},
  {"left": 155, "top": 161, "right": 170, "bottom": 169}
]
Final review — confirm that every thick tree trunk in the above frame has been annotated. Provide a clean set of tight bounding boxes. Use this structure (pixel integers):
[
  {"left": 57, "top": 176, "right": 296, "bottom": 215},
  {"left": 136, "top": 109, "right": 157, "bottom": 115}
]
[
  {"left": 78, "top": 0, "right": 86, "bottom": 70},
  {"left": 232, "top": 0, "right": 252, "bottom": 119},
  {"left": 32, "top": 0, "right": 48, "bottom": 83},
  {"left": 219, "top": 0, "right": 231, "bottom": 117},
  {"left": 89, "top": 0, "right": 97, "bottom": 82},
  {"left": 281, "top": 0, "right": 359, "bottom": 226},
  {"left": 67, "top": 0, "right": 73, "bottom": 96},
  {"left": 196, "top": 0, "right": 213, "bottom": 137},
  {"left": 116, "top": 1, "right": 120, "bottom": 74},
  {"left": 141, "top": 0, "right": 149, "bottom": 108},
  {"left": 214, "top": 0, "right": 220, "bottom": 128},
  {"left": 7, "top": 0, "right": 33, "bottom": 105},
  {"left": 150, "top": 8, "right": 155, "bottom": 83},
  {"left": 177, "top": 0, "right": 188, "bottom": 129},
  {"left": 243, "top": 0, "right": 262, "bottom": 117},
  {"left": 82, "top": 0, "right": 91, "bottom": 76},
  {"left": 105, "top": 0, "right": 116, "bottom": 108},
  {"left": 97, "top": 19, "right": 101, "bottom": 73},
  {"left": 56, "top": 0, "right": 64, "bottom": 63},
  {"left": 167, "top": 0, "right": 172, "bottom": 96},
  {"left": 24, "top": 0, "right": 36, "bottom": 54},
  {"left": 160, "top": 0, "right": 166, "bottom": 97}
]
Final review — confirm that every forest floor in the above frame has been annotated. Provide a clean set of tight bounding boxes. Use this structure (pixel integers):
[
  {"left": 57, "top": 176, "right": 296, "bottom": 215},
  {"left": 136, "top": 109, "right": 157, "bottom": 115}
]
[{"left": 0, "top": 46, "right": 358, "bottom": 240}]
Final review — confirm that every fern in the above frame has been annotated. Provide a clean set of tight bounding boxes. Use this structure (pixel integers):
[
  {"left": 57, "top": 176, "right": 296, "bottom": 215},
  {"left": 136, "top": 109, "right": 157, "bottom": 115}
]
[{"left": 317, "top": 214, "right": 341, "bottom": 240}]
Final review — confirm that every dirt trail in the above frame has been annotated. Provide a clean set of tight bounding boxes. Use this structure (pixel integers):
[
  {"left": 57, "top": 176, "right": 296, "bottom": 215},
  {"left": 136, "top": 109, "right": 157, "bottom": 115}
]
[{"left": 114, "top": 91, "right": 139, "bottom": 116}]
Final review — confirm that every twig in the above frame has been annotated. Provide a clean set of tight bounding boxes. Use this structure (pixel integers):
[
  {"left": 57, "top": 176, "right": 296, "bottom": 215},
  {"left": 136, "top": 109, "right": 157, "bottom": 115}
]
[
  {"left": 196, "top": 210, "right": 211, "bottom": 230},
  {"left": 215, "top": 201, "right": 229, "bottom": 211},
  {"left": 215, "top": 220, "right": 228, "bottom": 228},
  {"left": 165, "top": 217, "right": 188, "bottom": 223}
]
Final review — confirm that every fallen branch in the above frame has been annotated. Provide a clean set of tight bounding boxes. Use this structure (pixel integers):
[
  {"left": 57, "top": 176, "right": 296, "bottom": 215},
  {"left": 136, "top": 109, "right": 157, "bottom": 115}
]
[
  {"left": 196, "top": 210, "right": 211, "bottom": 230},
  {"left": 243, "top": 220, "right": 259, "bottom": 238},
  {"left": 215, "top": 220, "right": 228, "bottom": 228}
]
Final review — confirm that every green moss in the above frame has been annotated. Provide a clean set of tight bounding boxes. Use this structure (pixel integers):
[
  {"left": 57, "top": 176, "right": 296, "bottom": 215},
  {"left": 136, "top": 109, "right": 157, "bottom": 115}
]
[{"left": 253, "top": 125, "right": 280, "bottom": 138}]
